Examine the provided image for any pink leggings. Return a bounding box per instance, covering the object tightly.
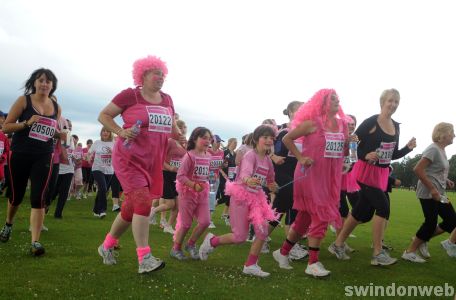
[291,210,328,239]
[120,187,152,222]
[175,193,210,232]
[229,198,268,243]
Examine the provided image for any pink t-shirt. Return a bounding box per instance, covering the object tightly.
[236,149,275,193]
[208,148,225,174]
[164,138,187,171]
[177,150,211,184]
[112,88,175,118]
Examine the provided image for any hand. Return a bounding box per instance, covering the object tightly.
[298,156,313,167]
[267,182,278,193]
[26,115,41,127]
[118,127,139,140]
[365,151,378,164]
[349,134,359,143]
[194,183,203,192]
[407,137,417,150]
[245,177,261,188]
[447,179,455,189]
[272,155,286,165]
[430,188,440,202]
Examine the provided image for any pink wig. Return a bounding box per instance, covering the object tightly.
[291,88,346,129]
[132,55,168,86]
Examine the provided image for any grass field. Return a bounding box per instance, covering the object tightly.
[0,189,455,299]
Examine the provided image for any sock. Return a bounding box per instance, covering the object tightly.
[280,239,295,256]
[173,242,182,251]
[136,246,151,263]
[103,233,118,250]
[308,246,320,265]
[210,236,220,248]
[244,254,258,267]
[187,239,196,247]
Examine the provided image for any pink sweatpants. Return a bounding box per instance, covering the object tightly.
[175,192,210,232]
[291,210,328,239]
[229,197,268,243]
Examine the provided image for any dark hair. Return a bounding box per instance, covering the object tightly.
[87,139,93,145]
[347,114,357,125]
[252,125,275,149]
[72,134,79,140]
[24,68,58,96]
[187,127,212,151]
[283,101,303,117]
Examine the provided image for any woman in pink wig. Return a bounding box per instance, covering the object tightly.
[96,55,181,274]
[272,89,351,277]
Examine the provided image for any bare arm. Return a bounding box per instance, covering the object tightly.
[2,96,28,134]
[282,120,316,167]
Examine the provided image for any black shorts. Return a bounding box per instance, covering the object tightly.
[351,182,390,223]
[162,170,178,199]
[82,167,92,184]
[339,191,360,218]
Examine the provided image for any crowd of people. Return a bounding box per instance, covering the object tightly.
[0,55,455,278]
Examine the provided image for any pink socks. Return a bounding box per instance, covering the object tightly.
[245,254,259,267]
[103,233,118,250]
[136,246,151,263]
[210,236,220,248]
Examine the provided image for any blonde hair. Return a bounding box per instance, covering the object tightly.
[380,88,400,107]
[432,122,454,143]
[227,138,237,148]
[100,127,114,142]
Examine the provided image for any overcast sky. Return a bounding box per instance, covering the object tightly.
[1,0,455,157]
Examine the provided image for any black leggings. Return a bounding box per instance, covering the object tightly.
[8,151,53,209]
[110,173,122,198]
[92,171,112,214]
[416,198,456,241]
[45,163,60,208]
[339,191,360,218]
[351,182,390,223]
[53,173,74,218]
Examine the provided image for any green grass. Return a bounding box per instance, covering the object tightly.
[0,190,455,299]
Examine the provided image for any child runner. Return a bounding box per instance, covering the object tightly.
[199,124,278,278]
[170,127,212,260]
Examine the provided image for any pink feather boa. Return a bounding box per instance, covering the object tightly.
[225,181,278,229]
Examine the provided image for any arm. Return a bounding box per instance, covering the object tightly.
[98,102,136,139]
[413,157,440,201]
[2,96,29,134]
[392,137,416,160]
[282,120,316,167]
[238,152,261,187]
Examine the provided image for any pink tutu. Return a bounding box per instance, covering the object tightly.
[225,181,278,229]
[351,160,389,191]
[341,171,360,193]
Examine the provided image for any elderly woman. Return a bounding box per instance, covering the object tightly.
[402,123,456,262]
[96,55,181,274]
[0,68,63,256]
[330,88,416,266]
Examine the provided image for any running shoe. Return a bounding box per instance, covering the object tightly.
[305,262,331,277]
[184,244,200,260]
[0,224,12,242]
[30,241,45,256]
[242,264,270,278]
[371,249,397,266]
[272,249,293,269]
[138,254,165,274]
[98,244,117,265]
[401,250,426,263]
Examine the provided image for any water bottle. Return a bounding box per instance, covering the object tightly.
[349,141,358,163]
[123,120,142,148]
[209,170,216,193]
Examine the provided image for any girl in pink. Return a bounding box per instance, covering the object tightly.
[170,127,212,260]
[96,55,181,274]
[199,125,278,278]
[272,89,350,277]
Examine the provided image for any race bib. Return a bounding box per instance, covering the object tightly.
[288,142,303,157]
[342,156,351,174]
[73,150,83,160]
[28,117,57,142]
[193,157,210,181]
[228,167,236,180]
[100,154,112,166]
[210,155,224,170]
[169,158,181,169]
[146,106,172,133]
[0,141,3,155]
[324,132,345,158]
[376,142,396,164]
[247,166,269,193]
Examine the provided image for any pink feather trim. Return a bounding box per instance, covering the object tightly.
[176,181,209,199]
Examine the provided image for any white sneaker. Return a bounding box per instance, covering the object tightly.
[163,225,175,235]
[260,241,270,254]
[328,242,350,260]
[99,212,107,218]
[289,244,308,260]
[138,253,165,274]
[441,239,456,257]
[242,264,270,278]
[305,262,331,277]
[272,249,293,269]
[199,233,215,260]
[208,221,216,229]
[418,241,431,258]
[112,204,120,212]
[149,209,157,225]
[344,242,355,253]
[83,193,88,199]
[401,250,426,263]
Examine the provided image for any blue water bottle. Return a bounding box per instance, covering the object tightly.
[349,141,358,163]
[123,120,142,148]
[209,170,216,193]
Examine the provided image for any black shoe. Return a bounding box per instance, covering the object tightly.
[31,241,45,256]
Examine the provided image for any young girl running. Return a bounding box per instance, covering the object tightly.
[171,127,212,260]
[199,125,278,277]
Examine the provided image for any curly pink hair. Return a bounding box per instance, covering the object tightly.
[291,88,346,129]
[132,55,168,86]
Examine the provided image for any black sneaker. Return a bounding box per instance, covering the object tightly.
[0,224,12,242]
[31,241,45,256]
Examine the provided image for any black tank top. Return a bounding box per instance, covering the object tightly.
[11,95,59,154]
